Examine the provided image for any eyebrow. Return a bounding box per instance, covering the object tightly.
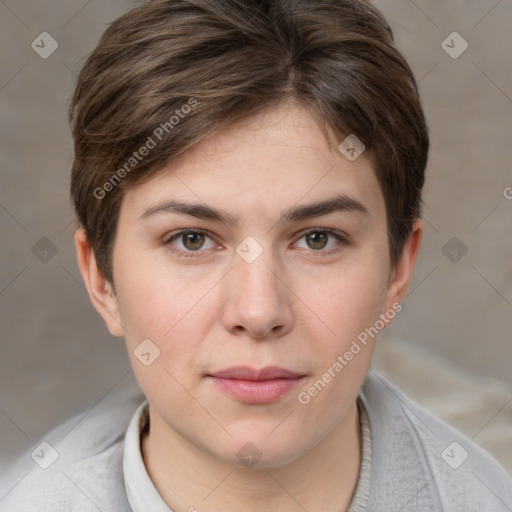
[138,194,370,226]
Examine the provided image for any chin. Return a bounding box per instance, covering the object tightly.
[213,433,310,470]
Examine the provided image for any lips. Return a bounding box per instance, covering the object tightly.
[208,365,303,381]
[206,366,305,404]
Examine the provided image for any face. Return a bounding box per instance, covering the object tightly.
[77,100,420,469]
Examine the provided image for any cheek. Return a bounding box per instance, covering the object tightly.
[114,246,211,338]
[114,256,222,393]
[303,260,389,342]
[294,264,388,420]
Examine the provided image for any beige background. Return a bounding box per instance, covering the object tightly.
[1,0,511,481]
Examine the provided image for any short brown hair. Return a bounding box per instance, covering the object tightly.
[69,0,429,286]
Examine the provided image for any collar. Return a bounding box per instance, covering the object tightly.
[123,400,173,511]
[123,395,372,512]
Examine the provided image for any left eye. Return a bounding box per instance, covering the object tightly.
[293,230,345,252]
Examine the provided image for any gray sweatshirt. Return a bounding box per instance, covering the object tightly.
[1,370,511,511]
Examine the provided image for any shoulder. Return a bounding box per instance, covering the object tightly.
[0,372,146,512]
[361,370,512,511]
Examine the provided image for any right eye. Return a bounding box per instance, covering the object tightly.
[163,229,219,257]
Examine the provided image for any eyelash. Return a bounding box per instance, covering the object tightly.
[163,228,348,258]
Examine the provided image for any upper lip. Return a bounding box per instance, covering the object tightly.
[208,366,303,381]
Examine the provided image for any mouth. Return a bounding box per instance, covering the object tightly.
[205,366,306,404]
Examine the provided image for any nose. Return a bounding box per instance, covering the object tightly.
[221,245,294,340]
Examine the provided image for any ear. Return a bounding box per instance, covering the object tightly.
[382,218,423,315]
[74,228,125,337]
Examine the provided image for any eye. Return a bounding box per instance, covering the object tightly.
[293,229,347,254]
[163,229,217,256]
[163,228,348,258]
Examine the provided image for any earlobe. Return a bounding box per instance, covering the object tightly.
[74,228,125,337]
[383,219,423,313]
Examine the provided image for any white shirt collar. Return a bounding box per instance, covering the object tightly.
[123,400,173,511]
[123,397,371,512]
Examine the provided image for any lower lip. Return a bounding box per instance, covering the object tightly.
[207,376,303,404]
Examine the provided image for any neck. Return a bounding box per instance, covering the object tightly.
[141,402,362,512]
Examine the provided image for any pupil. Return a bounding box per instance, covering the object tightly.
[307,232,327,250]
[184,232,204,250]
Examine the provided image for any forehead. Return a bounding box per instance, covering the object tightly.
[120,101,385,224]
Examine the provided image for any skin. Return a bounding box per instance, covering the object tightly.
[75,99,422,512]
